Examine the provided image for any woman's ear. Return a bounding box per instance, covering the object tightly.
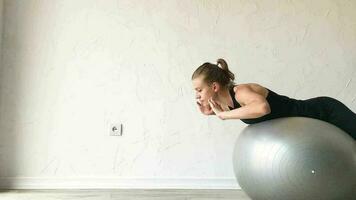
[212,82,220,92]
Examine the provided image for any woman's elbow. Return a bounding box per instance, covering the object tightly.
[260,102,271,115]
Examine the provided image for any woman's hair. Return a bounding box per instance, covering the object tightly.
[191,58,235,89]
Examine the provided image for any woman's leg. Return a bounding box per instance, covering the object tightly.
[299,96,356,140]
[322,97,356,139]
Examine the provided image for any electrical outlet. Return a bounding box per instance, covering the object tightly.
[110,123,123,136]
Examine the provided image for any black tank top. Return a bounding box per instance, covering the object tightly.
[228,86,299,124]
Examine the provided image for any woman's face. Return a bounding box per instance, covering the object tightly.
[192,76,216,106]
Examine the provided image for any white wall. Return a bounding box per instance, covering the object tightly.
[0,0,355,189]
[0,0,2,103]
[0,0,2,64]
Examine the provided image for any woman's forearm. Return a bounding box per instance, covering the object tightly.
[218,102,270,120]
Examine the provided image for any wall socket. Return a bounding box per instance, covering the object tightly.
[110,123,123,136]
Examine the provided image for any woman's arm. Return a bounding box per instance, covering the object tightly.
[217,85,271,120]
[218,101,270,120]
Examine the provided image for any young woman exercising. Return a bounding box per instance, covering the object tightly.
[192,58,356,140]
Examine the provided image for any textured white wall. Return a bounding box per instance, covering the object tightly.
[0,0,355,189]
[0,0,2,85]
[0,0,2,63]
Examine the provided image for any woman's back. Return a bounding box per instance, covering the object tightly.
[229,84,298,124]
[230,84,356,140]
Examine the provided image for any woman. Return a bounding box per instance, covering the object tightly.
[192,58,356,140]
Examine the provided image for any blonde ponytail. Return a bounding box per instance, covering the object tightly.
[217,58,235,81]
[192,58,236,89]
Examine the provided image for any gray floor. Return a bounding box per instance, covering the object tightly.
[0,189,251,200]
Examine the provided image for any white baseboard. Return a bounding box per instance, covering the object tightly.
[0,177,241,189]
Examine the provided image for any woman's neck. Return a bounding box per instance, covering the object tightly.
[215,88,234,109]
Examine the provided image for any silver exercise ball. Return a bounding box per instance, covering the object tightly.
[233,117,356,200]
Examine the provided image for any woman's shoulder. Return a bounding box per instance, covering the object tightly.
[233,83,269,98]
[232,83,265,91]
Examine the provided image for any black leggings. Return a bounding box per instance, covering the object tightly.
[293,96,356,140]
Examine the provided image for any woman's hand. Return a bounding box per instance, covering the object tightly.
[208,98,225,119]
[196,100,214,115]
